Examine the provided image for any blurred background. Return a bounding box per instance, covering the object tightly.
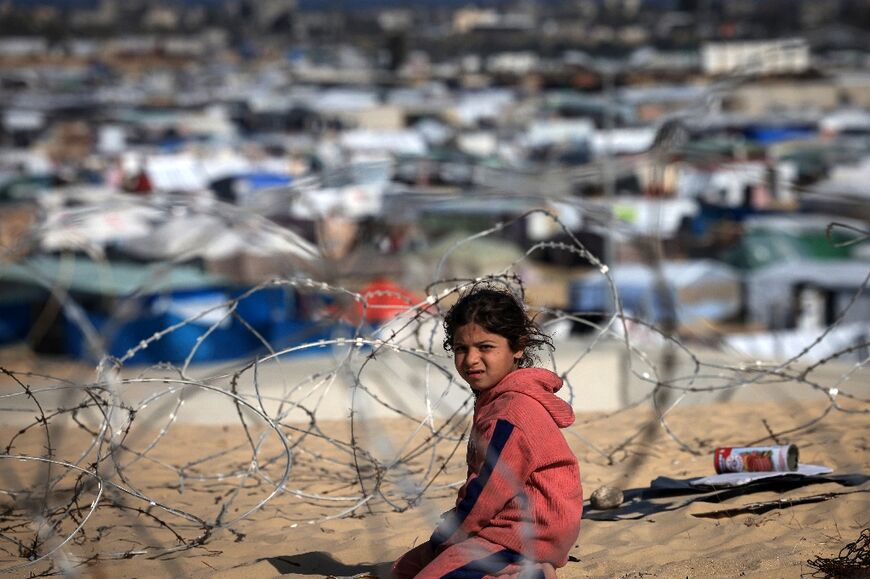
[1,2,870,575]
[0,0,868,382]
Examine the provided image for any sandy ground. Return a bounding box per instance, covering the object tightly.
[1,340,868,578]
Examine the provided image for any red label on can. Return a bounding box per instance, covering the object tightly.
[713,445,798,473]
[714,447,731,474]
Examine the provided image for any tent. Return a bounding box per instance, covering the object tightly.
[744,259,870,330]
[210,171,293,206]
[569,260,742,326]
[0,254,312,364]
[420,231,526,282]
[113,209,320,269]
[721,216,864,270]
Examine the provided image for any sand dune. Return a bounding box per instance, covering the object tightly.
[1,335,868,578]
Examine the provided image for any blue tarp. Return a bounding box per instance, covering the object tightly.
[742,126,816,144]
[0,302,32,344]
[0,256,331,364]
[211,172,293,204]
[238,172,293,190]
[63,285,319,365]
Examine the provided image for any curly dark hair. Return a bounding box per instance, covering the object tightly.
[442,286,553,368]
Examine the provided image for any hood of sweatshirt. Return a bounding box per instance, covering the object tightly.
[475,367,575,428]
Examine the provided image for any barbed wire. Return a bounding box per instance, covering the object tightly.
[805,527,870,578]
[1,201,867,574]
[1,39,869,575]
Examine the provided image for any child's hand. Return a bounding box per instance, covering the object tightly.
[391,540,435,578]
[418,541,434,562]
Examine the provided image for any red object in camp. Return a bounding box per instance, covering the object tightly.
[354,278,422,324]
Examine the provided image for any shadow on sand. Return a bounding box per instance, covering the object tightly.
[263,551,392,577]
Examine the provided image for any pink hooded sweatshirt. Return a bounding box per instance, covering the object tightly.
[430,367,583,567]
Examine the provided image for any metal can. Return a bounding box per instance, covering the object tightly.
[714,444,799,474]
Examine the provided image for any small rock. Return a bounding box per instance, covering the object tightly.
[590,485,623,509]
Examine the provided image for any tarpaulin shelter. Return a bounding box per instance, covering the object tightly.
[570,260,742,327]
[210,171,293,206]
[0,254,318,365]
[744,259,870,330]
[420,231,526,281]
[721,215,865,271]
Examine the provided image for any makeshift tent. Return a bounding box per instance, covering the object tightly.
[0,255,232,362]
[570,260,742,326]
[724,322,867,364]
[210,171,293,206]
[112,210,321,278]
[722,216,864,270]
[0,255,318,364]
[0,286,43,345]
[420,231,526,281]
[742,124,816,144]
[0,254,225,297]
[0,174,59,202]
[339,129,427,157]
[37,198,321,280]
[819,108,870,135]
[744,259,870,330]
[40,202,162,253]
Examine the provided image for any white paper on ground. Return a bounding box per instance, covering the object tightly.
[690,464,833,487]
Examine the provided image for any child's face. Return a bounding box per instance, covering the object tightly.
[452,323,523,392]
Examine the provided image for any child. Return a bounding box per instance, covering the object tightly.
[392,286,583,578]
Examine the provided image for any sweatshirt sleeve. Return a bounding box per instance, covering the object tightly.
[430,418,534,549]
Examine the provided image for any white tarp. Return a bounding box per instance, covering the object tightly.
[457,131,498,157]
[339,130,427,157]
[452,89,516,126]
[676,162,768,206]
[311,89,379,113]
[414,118,452,146]
[145,154,209,192]
[143,152,253,192]
[198,151,253,182]
[0,150,53,173]
[591,128,656,156]
[290,183,384,219]
[3,109,45,131]
[724,322,868,364]
[40,203,161,253]
[116,212,320,262]
[819,109,870,134]
[38,197,320,265]
[813,156,870,198]
[526,119,594,147]
[611,197,698,236]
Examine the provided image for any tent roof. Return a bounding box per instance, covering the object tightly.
[748,259,870,289]
[577,260,739,289]
[0,255,227,297]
